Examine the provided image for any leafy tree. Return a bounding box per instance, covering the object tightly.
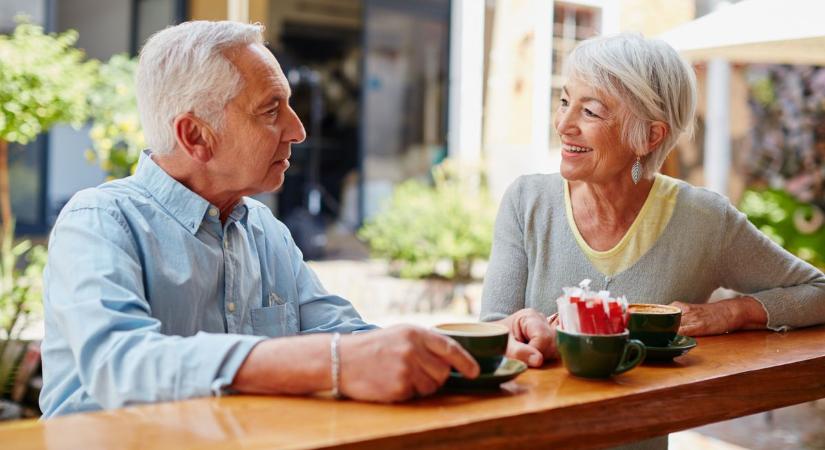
[0,20,98,235]
[0,20,96,403]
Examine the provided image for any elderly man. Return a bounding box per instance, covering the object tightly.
[40,21,554,417]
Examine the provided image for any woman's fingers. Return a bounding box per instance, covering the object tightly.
[506,337,544,367]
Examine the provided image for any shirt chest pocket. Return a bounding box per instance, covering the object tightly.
[250,297,299,337]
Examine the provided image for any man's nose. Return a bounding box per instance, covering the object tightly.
[284,106,306,144]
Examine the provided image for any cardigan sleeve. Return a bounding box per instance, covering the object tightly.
[480,178,530,321]
[717,201,825,331]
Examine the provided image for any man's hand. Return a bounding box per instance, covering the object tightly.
[339,325,479,402]
[497,308,558,367]
[672,297,768,337]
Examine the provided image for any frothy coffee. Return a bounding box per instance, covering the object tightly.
[628,304,680,315]
[435,323,509,336]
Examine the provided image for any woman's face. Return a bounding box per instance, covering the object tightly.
[554,77,637,184]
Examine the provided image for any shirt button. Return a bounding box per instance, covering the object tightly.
[224,240,229,249]
[227,302,236,313]
[208,207,218,217]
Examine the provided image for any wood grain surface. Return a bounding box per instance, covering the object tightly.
[3,326,825,450]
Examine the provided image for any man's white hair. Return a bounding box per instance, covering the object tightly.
[135,21,264,155]
[565,33,697,178]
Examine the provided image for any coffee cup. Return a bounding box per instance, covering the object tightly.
[434,322,509,373]
[556,327,646,378]
[627,303,682,347]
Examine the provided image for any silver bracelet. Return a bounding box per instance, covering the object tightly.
[330,332,342,399]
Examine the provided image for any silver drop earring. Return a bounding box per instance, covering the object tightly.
[631,157,642,184]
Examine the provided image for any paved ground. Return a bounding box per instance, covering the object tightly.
[691,400,825,450]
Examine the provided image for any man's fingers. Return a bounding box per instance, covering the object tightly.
[415,347,452,385]
[423,332,480,379]
[410,365,441,397]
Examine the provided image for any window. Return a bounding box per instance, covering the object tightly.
[550,2,599,148]
[132,0,187,54]
[361,0,450,220]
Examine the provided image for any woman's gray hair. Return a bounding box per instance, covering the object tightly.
[565,33,697,178]
[135,21,264,155]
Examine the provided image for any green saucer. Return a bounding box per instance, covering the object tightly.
[643,335,697,362]
[445,358,527,390]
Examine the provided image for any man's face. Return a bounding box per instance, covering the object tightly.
[210,43,306,196]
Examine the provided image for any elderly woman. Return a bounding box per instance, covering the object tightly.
[482,34,825,369]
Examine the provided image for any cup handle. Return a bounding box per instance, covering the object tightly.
[614,339,646,375]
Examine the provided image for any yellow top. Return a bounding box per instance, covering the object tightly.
[564,174,680,277]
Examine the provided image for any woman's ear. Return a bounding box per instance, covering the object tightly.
[173,113,216,163]
[647,121,669,152]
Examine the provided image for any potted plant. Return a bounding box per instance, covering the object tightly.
[358,160,495,313]
[0,20,97,419]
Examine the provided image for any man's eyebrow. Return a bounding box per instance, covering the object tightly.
[256,92,288,110]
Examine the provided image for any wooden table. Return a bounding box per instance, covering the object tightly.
[3,326,825,450]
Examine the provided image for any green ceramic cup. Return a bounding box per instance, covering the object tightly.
[434,322,509,373]
[628,303,682,347]
[556,328,646,379]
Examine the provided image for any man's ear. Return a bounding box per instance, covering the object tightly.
[646,121,669,152]
[173,113,217,163]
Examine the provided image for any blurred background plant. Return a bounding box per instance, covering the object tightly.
[742,65,825,272]
[0,19,98,236]
[0,19,95,415]
[359,160,495,280]
[739,188,825,270]
[0,223,46,400]
[86,54,144,179]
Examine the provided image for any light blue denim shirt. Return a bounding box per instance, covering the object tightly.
[40,151,376,417]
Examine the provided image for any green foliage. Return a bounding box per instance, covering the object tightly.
[359,161,495,280]
[0,20,93,399]
[0,20,98,145]
[86,54,144,179]
[0,223,46,398]
[739,188,825,270]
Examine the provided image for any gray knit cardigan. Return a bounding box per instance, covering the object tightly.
[481,173,825,332]
[480,173,825,450]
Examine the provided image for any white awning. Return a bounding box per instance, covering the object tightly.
[659,0,825,65]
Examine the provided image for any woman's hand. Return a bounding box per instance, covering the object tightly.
[496,308,558,367]
[671,297,768,337]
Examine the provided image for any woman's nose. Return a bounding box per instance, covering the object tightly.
[555,110,578,136]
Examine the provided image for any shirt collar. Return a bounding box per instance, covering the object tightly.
[133,150,216,234]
